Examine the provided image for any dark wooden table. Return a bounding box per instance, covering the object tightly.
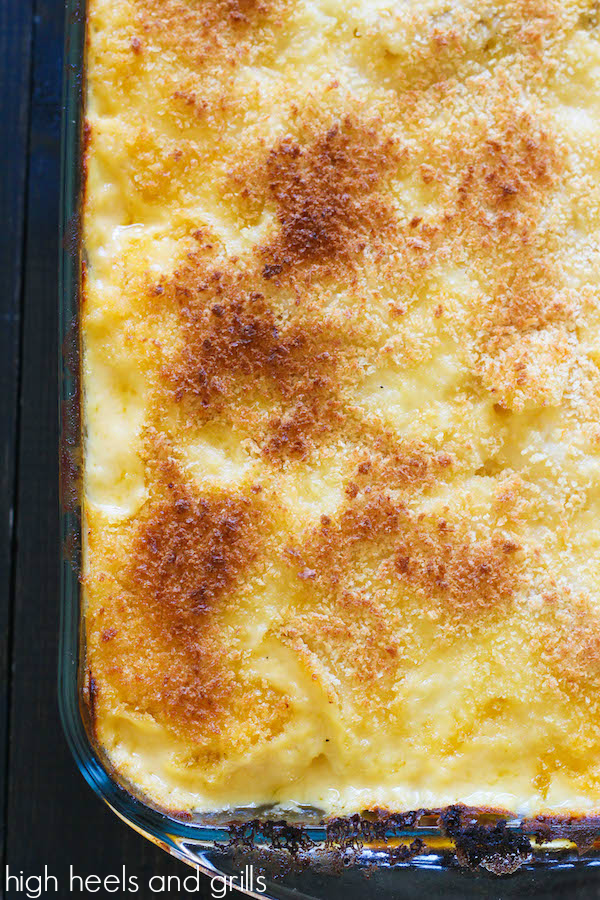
[1,1,216,896]
[2,2,600,898]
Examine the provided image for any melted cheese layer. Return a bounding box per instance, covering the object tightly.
[83,0,600,817]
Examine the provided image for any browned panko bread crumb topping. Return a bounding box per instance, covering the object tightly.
[127,483,262,619]
[83,0,600,816]
[257,119,399,277]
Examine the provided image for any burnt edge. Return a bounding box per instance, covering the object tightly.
[220,806,600,876]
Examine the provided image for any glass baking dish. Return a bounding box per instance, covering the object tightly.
[58,1,600,895]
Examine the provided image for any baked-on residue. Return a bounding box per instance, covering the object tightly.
[83,0,600,816]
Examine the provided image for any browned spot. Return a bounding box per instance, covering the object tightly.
[127,480,262,622]
[169,290,340,407]
[93,590,236,743]
[393,524,522,617]
[136,0,281,68]
[285,492,402,590]
[452,112,563,240]
[263,397,344,461]
[290,493,521,620]
[159,243,464,463]
[485,260,573,339]
[88,479,266,742]
[542,598,600,696]
[402,102,564,274]
[351,435,454,493]
[158,255,356,457]
[235,117,400,279]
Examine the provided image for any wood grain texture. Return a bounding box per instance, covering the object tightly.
[3,1,208,896]
[0,0,33,875]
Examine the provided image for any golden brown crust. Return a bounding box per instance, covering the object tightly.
[87,476,265,741]
[127,480,262,620]
[158,253,353,459]
[541,593,600,697]
[393,525,522,618]
[287,492,522,621]
[83,0,600,816]
[253,118,400,280]
[165,269,344,410]
[135,0,285,69]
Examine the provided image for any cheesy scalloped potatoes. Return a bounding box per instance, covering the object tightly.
[83,0,600,817]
